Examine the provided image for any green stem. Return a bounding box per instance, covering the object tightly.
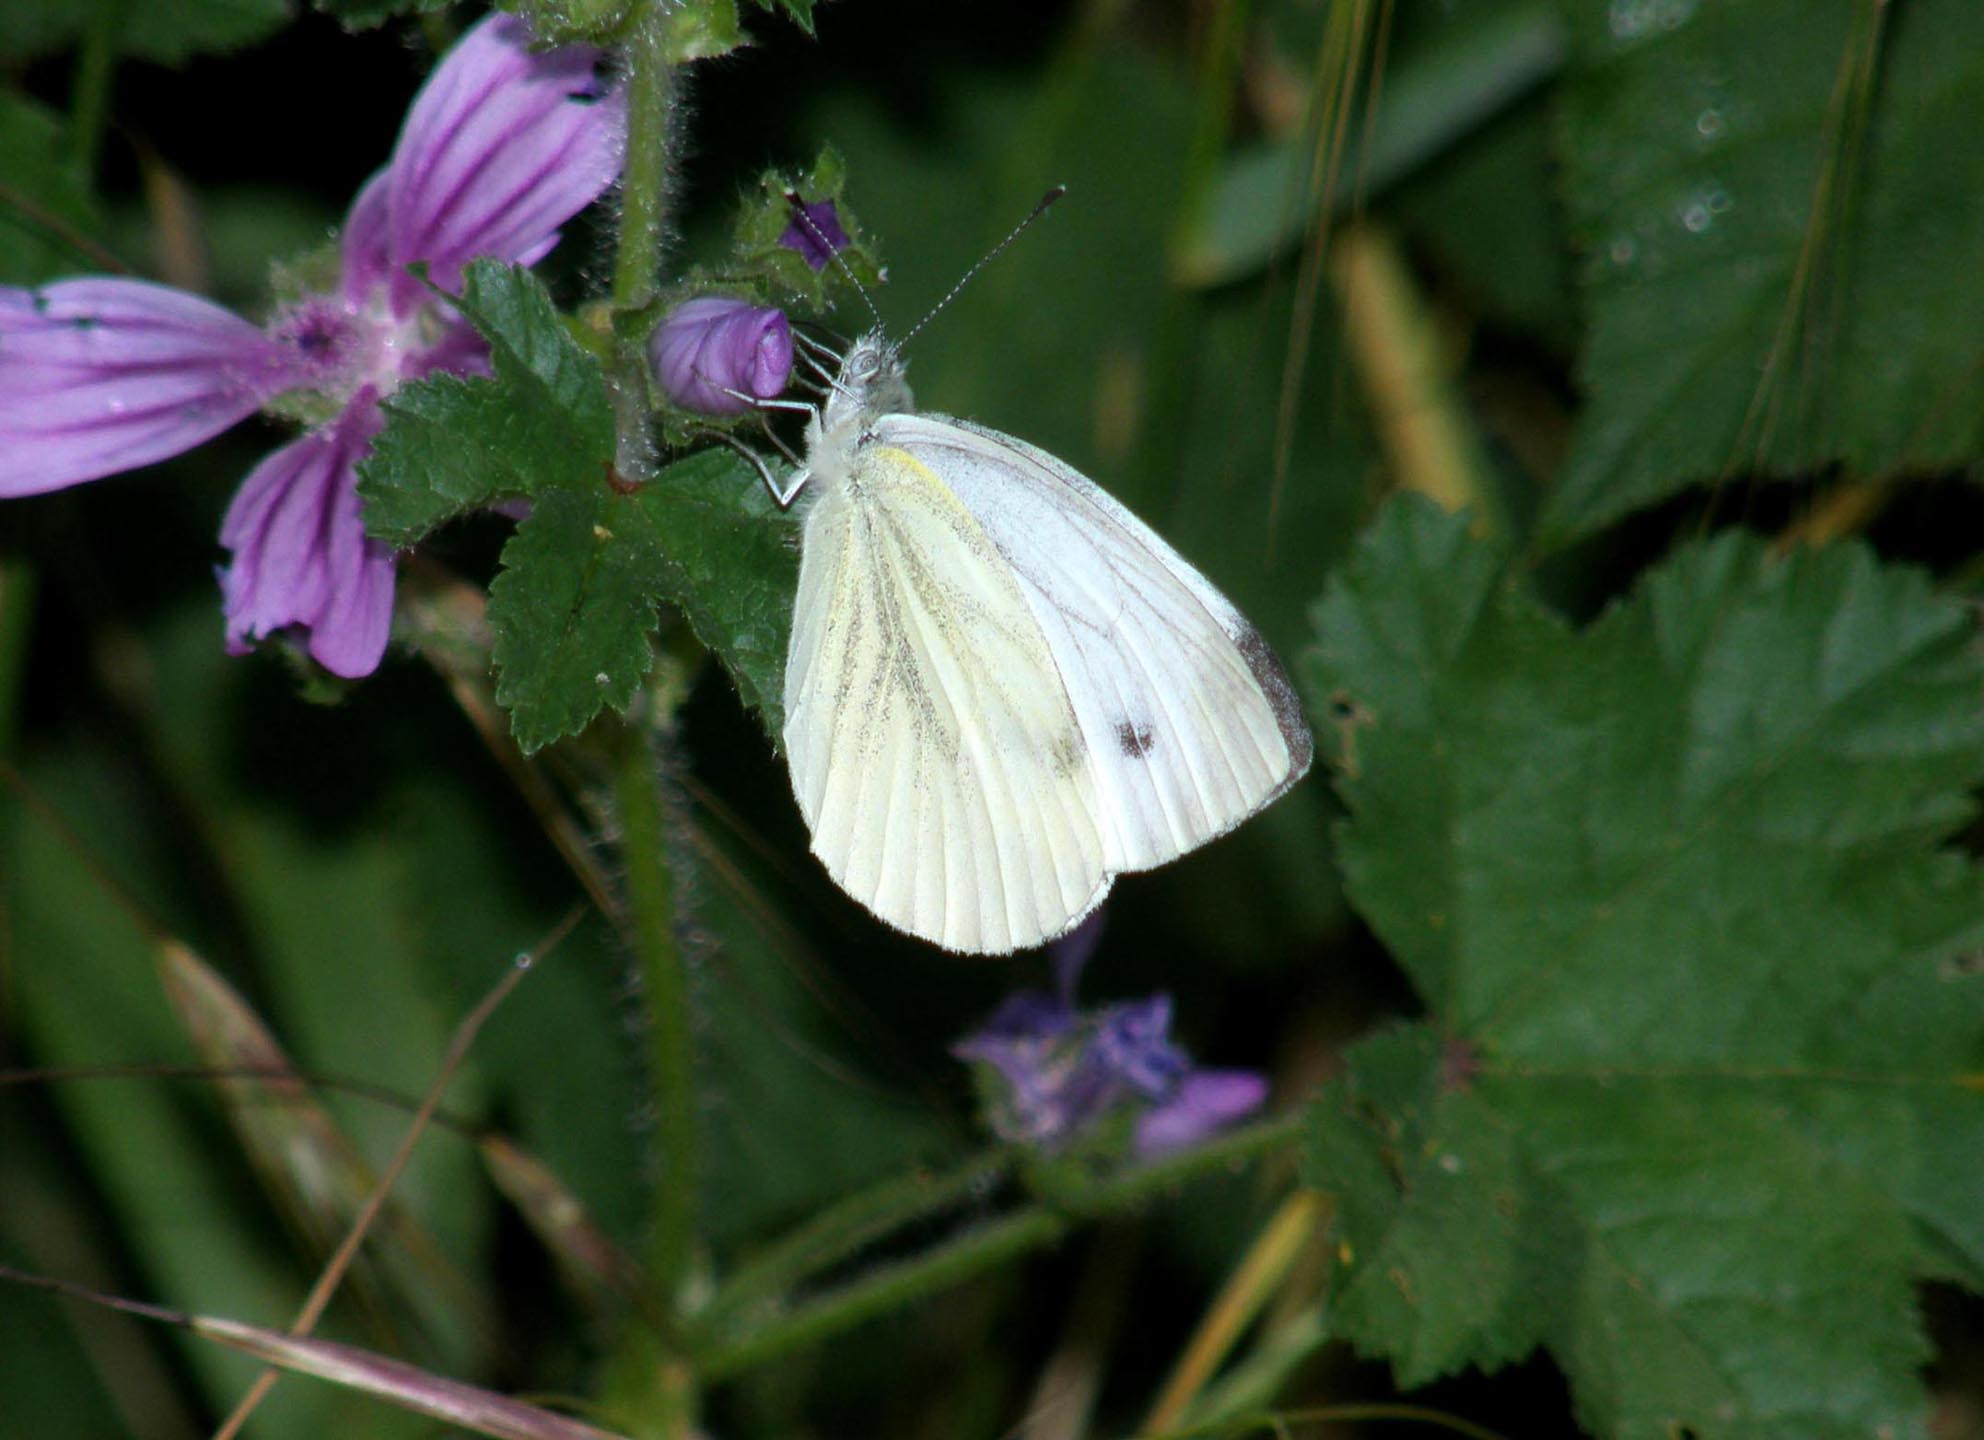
[701,1148,1019,1326]
[606,13,675,483]
[612,727,700,1312]
[612,15,675,314]
[603,721,700,1440]
[699,1112,1306,1381]
[70,0,123,182]
[702,1210,1062,1383]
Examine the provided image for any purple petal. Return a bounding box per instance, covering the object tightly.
[219,393,395,679]
[340,168,392,303]
[0,279,297,497]
[651,298,793,414]
[384,14,626,312]
[1134,1071,1268,1156]
[779,199,851,272]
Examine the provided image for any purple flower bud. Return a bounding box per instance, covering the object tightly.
[778,198,851,272]
[650,297,793,415]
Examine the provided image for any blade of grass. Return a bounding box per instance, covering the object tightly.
[0,1264,632,1440]
[210,906,583,1440]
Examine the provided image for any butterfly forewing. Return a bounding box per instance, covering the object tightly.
[784,444,1112,952]
[876,414,1312,873]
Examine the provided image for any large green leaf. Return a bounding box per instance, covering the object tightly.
[1545,0,1984,544]
[1300,499,1984,1438]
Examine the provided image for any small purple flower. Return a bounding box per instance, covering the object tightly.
[952,913,1267,1158]
[778,198,851,272]
[651,297,793,415]
[0,15,626,678]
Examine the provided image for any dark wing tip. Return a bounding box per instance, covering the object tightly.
[1237,627,1315,789]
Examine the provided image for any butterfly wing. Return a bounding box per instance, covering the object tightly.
[783,443,1112,953]
[875,414,1313,875]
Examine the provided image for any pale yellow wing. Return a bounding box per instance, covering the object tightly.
[783,444,1110,953]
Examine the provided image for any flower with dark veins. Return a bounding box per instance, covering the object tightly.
[0,15,626,679]
[650,297,793,415]
[952,913,1268,1157]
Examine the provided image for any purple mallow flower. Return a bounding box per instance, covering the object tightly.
[951,913,1268,1157]
[778,197,851,272]
[0,15,626,678]
[651,297,793,415]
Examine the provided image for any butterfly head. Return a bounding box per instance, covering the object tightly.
[799,332,914,490]
[830,332,913,425]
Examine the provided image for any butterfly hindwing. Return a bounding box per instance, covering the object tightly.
[783,443,1112,952]
[875,414,1312,874]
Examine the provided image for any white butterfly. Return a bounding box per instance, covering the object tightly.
[775,333,1312,954]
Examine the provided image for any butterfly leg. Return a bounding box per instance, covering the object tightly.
[695,426,813,507]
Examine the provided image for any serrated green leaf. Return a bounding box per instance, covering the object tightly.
[442,446,794,755]
[489,487,665,754]
[635,449,800,740]
[0,94,99,285]
[360,262,615,544]
[481,446,797,752]
[360,376,555,541]
[1545,0,1984,545]
[1299,498,1984,1438]
[0,0,290,64]
[450,262,616,433]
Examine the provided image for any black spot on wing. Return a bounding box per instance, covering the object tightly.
[1114,720,1156,759]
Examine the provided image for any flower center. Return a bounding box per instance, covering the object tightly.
[265,286,482,424]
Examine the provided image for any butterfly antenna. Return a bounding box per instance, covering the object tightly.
[786,190,885,329]
[902,185,1067,347]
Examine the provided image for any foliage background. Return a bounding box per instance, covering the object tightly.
[1,2,1982,1438]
